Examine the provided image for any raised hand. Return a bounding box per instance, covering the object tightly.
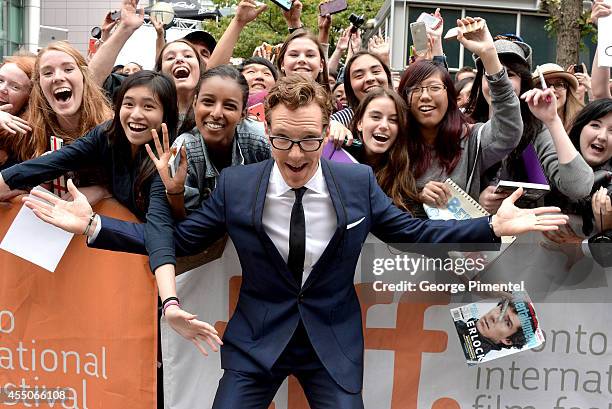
[521,88,558,126]
[100,11,118,42]
[235,0,267,26]
[318,2,332,41]
[335,28,351,54]
[22,179,94,235]
[347,29,362,58]
[283,0,303,29]
[145,123,188,195]
[0,104,31,135]
[591,0,612,26]
[368,35,390,62]
[491,187,568,236]
[426,8,444,56]
[118,0,144,32]
[164,306,223,356]
[455,17,494,58]
[149,13,165,36]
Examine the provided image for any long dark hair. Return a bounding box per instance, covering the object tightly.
[349,88,418,210]
[343,51,393,109]
[397,60,469,179]
[569,98,612,166]
[276,29,330,91]
[106,71,178,214]
[180,65,250,136]
[466,55,542,165]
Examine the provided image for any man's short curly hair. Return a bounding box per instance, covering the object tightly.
[264,74,332,128]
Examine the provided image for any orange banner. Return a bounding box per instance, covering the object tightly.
[0,198,157,408]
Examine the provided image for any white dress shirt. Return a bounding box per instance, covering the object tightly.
[262,162,337,286]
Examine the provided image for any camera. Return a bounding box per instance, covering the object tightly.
[349,13,364,33]
[90,26,102,40]
[110,10,121,21]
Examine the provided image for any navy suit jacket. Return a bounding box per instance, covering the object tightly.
[91,159,499,393]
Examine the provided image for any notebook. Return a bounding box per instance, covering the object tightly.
[424,179,515,279]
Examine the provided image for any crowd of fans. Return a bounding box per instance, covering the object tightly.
[0,0,611,405]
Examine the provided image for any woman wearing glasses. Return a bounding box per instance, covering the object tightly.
[397,17,522,218]
[466,38,592,214]
[532,63,584,131]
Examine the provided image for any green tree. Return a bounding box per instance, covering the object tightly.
[541,0,597,68]
[202,0,384,59]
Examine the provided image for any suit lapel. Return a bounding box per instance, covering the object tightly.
[252,159,301,290]
[302,159,347,291]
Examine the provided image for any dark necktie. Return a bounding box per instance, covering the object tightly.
[288,187,307,286]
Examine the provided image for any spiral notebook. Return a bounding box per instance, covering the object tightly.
[423,178,515,244]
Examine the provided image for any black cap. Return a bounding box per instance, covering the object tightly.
[182,31,217,53]
[241,57,279,81]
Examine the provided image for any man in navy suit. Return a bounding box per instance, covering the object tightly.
[22,76,567,409]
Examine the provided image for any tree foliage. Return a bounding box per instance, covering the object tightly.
[201,0,384,58]
[541,0,597,67]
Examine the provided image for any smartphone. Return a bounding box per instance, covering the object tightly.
[319,0,348,16]
[248,103,265,122]
[410,22,429,55]
[169,135,185,178]
[270,0,292,11]
[417,12,441,29]
[574,63,585,74]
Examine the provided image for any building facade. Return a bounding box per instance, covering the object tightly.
[371,0,594,72]
[1,0,26,56]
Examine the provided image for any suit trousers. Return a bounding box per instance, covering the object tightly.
[211,321,364,409]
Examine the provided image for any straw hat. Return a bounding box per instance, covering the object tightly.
[532,63,579,91]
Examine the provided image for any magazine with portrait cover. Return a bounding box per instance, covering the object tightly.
[450,291,545,366]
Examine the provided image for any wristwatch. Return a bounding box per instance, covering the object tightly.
[288,25,304,34]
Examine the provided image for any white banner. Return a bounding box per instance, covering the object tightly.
[162,236,612,409]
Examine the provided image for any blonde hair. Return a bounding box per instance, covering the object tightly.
[19,41,112,160]
[560,90,584,132]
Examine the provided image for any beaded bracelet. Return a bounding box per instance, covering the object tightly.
[162,300,181,316]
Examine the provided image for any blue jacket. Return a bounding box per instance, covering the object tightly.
[90,158,499,392]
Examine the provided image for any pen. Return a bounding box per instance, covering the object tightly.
[497,299,509,323]
[536,65,553,103]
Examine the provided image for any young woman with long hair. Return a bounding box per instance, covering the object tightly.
[276,29,330,91]
[0,71,178,233]
[466,39,592,213]
[331,51,393,127]
[348,88,418,212]
[397,18,522,218]
[0,53,35,168]
[155,39,204,130]
[151,65,271,218]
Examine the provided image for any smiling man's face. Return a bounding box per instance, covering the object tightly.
[268,102,326,188]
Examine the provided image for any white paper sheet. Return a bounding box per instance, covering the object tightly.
[0,187,74,272]
[598,1,612,67]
